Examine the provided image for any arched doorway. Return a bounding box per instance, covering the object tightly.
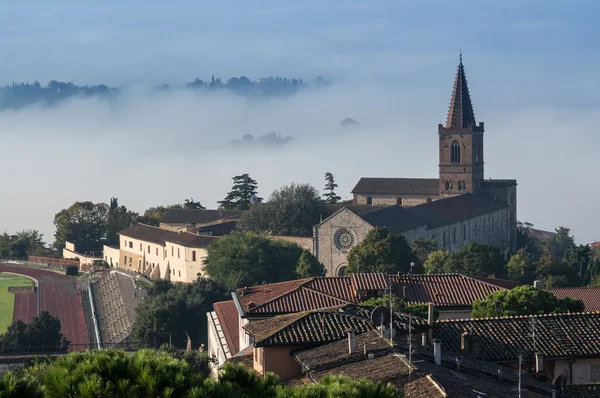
[336,264,348,276]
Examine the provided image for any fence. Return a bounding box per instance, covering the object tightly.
[27,256,79,268]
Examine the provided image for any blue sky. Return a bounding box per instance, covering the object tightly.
[0,1,598,244]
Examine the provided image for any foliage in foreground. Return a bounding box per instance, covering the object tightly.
[0,349,401,398]
[0,311,69,352]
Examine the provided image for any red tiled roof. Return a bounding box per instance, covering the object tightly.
[235,278,310,314]
[397,274,506,308]
[434,312,600,362]
[351,273,390,291]
[548,287,600,312]
[244,306,375,347]
[591,241,600,249]
[471,276,520,290]
[213,300,240,355]
[234,273,509,316]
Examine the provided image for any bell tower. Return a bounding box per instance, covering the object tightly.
[438,54,484,197]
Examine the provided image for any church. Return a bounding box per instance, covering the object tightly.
[313,56,517,276]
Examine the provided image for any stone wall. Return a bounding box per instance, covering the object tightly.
[353,193,439,207]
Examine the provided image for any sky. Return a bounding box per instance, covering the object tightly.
[0,0,598,245]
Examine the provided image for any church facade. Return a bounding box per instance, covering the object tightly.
[314,56,517,276]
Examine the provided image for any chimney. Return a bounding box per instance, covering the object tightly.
[402,286,407,299]
[461,332,472,355]
[428,303,435,325]
[347,329,356,354]
[533,280,543,289]
[433,339,441,366]
[421,333,427,347]
[535,352,543,374]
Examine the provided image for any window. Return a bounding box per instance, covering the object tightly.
[140,243,142,251]
[445,181,449,190]
[129,256,132,265]
[138,259,141,267]
[453,228,457,244]
[367,197,373,205]
[128,241,133,249]
[427,198,432,203]
[148,245,150,254]
[192,251,197,261]
[156,247,158,255]
[171,246,174,256]
[396,197,403,206]
[177,248,180,259]
[124,240,127,246]
[451,140,461,163]
[179,271,181,277]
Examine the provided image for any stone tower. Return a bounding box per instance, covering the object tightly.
[438,55,485,197]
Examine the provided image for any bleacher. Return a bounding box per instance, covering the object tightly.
[91,273,131,347]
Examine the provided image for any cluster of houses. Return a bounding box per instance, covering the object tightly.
[207,272,600,397]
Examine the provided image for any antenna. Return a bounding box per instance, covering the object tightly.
[530,316,537,355]
[518,354,522,398]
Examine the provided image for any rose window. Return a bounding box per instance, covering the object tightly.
[334,228,356,251]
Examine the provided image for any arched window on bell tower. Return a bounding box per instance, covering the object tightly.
[451,140,460,164]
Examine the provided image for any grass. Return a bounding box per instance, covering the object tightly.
[0,272,34,333]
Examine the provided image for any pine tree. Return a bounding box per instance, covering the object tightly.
[322,172,341,204]
[218,174,262,210]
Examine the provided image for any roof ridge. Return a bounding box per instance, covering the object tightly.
[244,279,315,313]
[436,311,600,323]
[460,274,509,290]
[301,285,355,304]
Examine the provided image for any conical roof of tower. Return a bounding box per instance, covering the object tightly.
[445,54,476,129]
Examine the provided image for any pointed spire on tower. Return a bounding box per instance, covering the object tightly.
[445,53,476,129]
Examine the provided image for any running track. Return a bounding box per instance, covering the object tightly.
[0,264,88,351]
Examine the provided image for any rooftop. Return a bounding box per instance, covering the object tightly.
[547,286,600,312]
[434,312,600,362]
[119,223,219,248]
[351,177,439,195]
[213,300,240,355]
[243,305,375,347]
[233,273,509,317]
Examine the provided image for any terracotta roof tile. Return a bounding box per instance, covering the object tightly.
[119,223,218,248]
[548,287,600,312]
[434,312,600,361]
[244,306,375,347]
[213,300,240,355]
[235,273,509,317]
[403,376,446,398]
[397,273,506,308]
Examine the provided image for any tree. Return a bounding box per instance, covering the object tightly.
[0,311,69,352]
[0,230,46,259]
[183,198,205,210]
[239,183,324,237]
[546,226,575,259]
[131,278,227,349]
[535,254,575,287]
[346,228,416,274]
[506,249,536,284]
[412,238,439,267]
[322,172,341,204]
[296,250,326,278]
[423,249,451,274]
[138,204,182,226]
[472,286,584,318]
[204,232,304,292]
[218,174,262,210]
[53,201,108,251]
[445,243,506,277]
[107,198,139,246]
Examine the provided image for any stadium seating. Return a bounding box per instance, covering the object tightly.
[90,273,132,347]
